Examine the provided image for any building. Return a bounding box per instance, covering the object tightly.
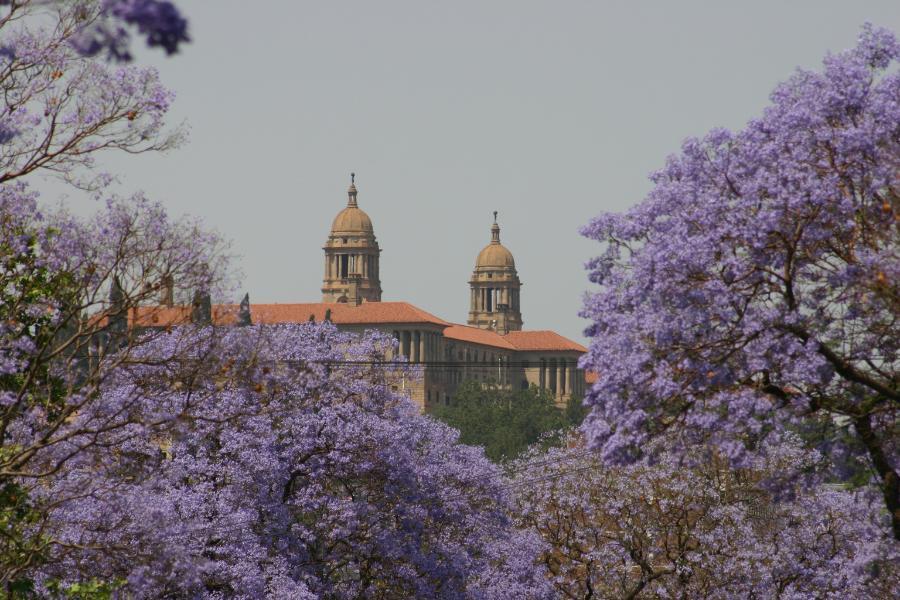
[130,177,588,411]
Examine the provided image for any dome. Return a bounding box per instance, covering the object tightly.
[476,242,515,268]
[475,219,515,268]
[331,206,373,233]
[330,178,374,234]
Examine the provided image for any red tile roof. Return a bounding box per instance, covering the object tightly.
[124,303,587,354]
[442,325,587,353]
[128,302,449,328]
[503,330,588,353]
[585,371,599,385]
[442,325,516,350]
[248,302,448,326]
[127,306,192,327]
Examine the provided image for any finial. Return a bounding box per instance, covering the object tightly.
[347,173,358,207]
[493,210,498,223]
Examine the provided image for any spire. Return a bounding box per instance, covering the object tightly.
[490,211,500,244]
[191,289,212,326]
[237,292,252,326]
[347,172,358,207]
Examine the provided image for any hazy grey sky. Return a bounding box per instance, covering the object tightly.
[44,1,900,343]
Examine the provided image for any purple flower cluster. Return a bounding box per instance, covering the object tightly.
[0,5,179,186]
[69,0,189,62]
[32,324,550,597]
[512,436,896,597]
[0,186,232,585]
[580,24,900,537]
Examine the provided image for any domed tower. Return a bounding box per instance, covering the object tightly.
[322,174,382,304]
[468,212,522,333]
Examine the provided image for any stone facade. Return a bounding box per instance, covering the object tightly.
[321,177,383,304]
[314,178,587,409]
[467,213,523,334]
[128,178,589,411]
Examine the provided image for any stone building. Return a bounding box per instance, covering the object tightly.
[129,177,588,411]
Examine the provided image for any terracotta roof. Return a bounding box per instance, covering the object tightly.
[248,302,448,326]
[128,302,448,328]
[126,306,192,327]
[503,330,587,353]
[442,325,516,350]
[124,303,586,354]
[585,371,599,385]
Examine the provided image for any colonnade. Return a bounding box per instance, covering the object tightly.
[391,331,583,402]
[471,286,519,313]
[537,358,580,399]
[325,252,378,281]
[396,329,441,363]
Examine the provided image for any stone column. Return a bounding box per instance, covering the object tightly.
[568,361,576,398]
[418,331,425,364]
[548,360,556,394]
[557,361,565,398]
[402,331,411,359]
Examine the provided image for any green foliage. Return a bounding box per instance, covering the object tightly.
[1,219,86,594]
[432,381,578,462]
[563,392,588,427]
[44,579,125,600]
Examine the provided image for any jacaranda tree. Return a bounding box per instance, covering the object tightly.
[1,0,189,63]
[0,1,222,591]
[580,24,900,538]
[35,323,551,598]
[513,435,894,598]
[0,189,229,589]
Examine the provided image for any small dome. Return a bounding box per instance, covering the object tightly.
[476,242,515,268]
[331,206,373,233]
[330,175,374,234]
[475,215,515,268]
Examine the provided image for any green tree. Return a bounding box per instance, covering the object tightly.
[431,381,576,462]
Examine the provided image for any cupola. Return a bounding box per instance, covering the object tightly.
[468,212,522,333]
[321,174,382,304]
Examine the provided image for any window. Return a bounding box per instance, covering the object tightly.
[340,254,349,278]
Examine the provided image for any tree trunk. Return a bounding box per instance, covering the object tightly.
[854,414,900,540]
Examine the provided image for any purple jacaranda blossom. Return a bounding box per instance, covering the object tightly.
[0,2,180,187]
[512,434,896,598]
[0,1,189,62]
[70,0,189,62]
[0,186,232,585]
[580,24,900,539]
[32,323,551,598]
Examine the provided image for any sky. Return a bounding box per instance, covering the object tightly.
[41,0,900,343]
